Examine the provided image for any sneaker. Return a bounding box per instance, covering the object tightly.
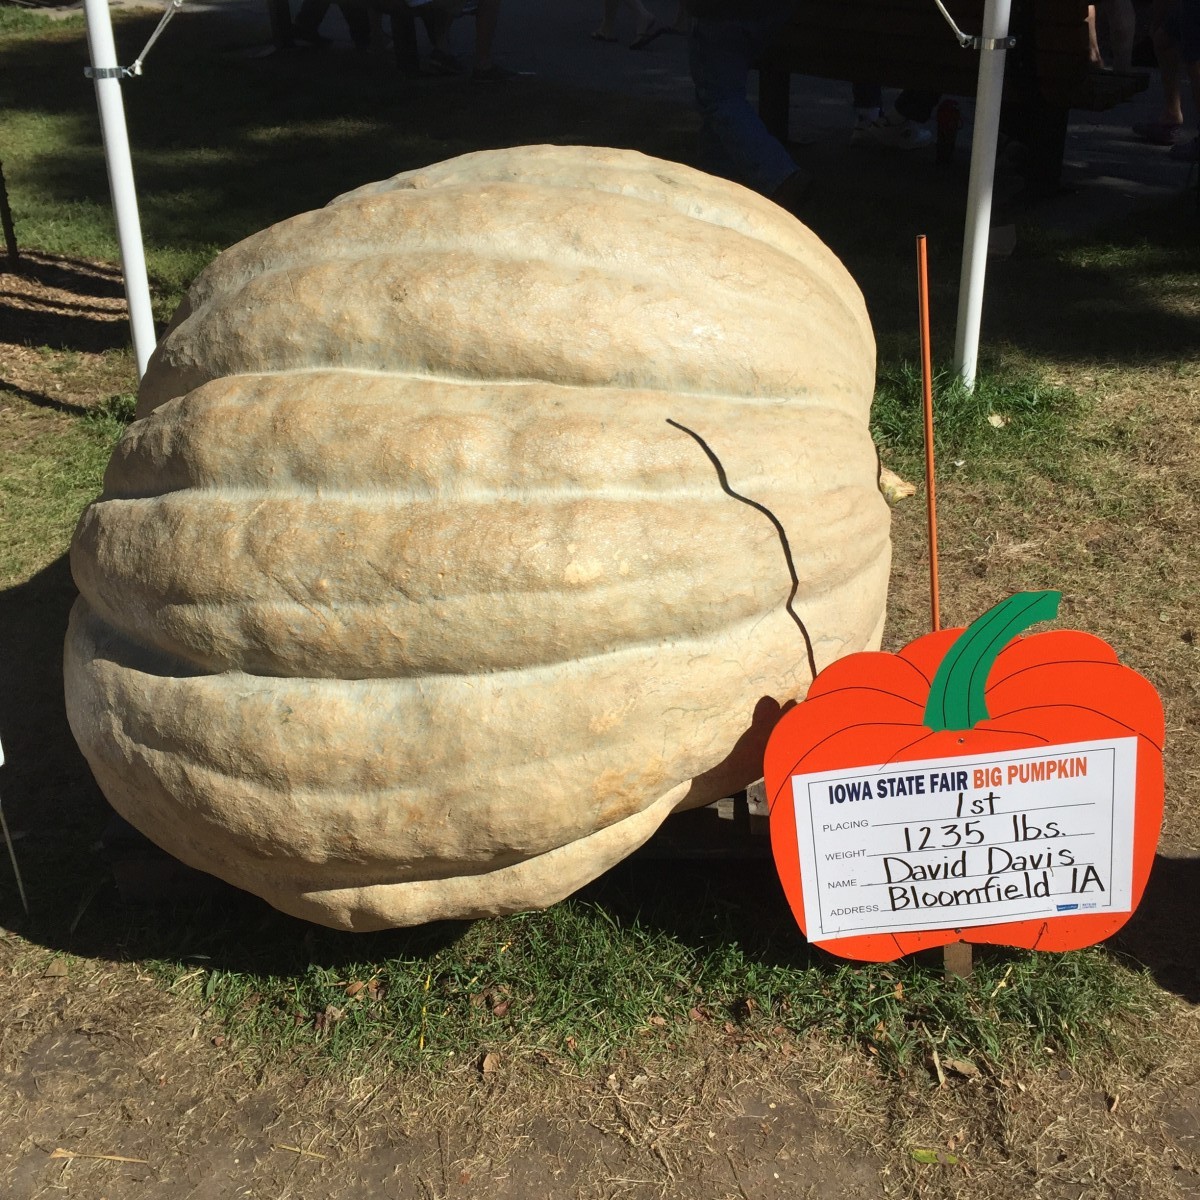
[851,115,934,150]
[1168,136,1199,162]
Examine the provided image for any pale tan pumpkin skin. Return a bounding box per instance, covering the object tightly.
[65,146,890,931]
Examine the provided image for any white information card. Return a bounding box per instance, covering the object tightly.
[791,737,1138,941]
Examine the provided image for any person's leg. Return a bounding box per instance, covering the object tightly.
[625,0,656,39]
[1169,0,1200,156]
[337,0,372,48]
[294,0,333,42]
[469,0,512,77]
[1103,0,1136,70]
[1154,0,1185,123]
[688,12,801,199]
[1087,4,1103,65]
[417,8,449,51]
[594,0,620,40]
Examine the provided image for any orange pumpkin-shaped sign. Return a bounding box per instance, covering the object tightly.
[764,592,1164,962]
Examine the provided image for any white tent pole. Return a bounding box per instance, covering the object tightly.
[83,0,157,380]
[952,0,1012,391]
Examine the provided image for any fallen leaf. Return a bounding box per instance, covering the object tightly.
[688,1007,707,1022]
[911,1148,959,1166]
[314,1004,346,1034]
[491,999,511,1018]
[648,1015,667,1027]
[879,467,917,505]
[893,981,904,1000]
[210,1035,225,1048]
[942,1057,980,1079]
[43,960,68,979]
[564,1036,577,1053]
[344,980,365,998]
[987,412,1009,428]
[458,1170,472,1185]
[480,1051,500,1075]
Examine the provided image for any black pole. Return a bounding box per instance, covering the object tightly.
[0,160,20,268]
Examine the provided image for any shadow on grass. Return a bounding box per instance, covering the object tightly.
[0,254,132,355]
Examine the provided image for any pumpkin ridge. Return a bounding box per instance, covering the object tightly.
[77,596,817,682]
[157,254,865,397]
[333,146,847,257]
[189,189,841,293]
[143,365,856,407]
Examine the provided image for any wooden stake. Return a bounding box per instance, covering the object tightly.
[917,236,971,981]
[943,940,973,979]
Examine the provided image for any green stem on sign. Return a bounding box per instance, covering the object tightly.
[924,591,1062,732]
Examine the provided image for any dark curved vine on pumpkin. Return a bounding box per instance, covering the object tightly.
[666,418,818,682]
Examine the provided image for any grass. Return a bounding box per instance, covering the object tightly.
[870,360,1084,478]
[166,902,1154,1080]
[1,12,1198,1189]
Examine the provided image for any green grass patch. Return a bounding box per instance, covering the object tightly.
[134,864,1156,1081]
[871,360,1084,481]
[0,382,135,587]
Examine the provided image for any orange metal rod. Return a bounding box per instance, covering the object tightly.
[916,235,940,634]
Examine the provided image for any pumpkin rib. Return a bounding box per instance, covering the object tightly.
[333,147,874,351]
[179,194,841,307]
[146,256,867,415]
[136,364,859,408]
[279,783,696,931]
[86,573,886,681]
[74,488,885,677]
[93,479,861,508]
[68,605,808,874]
[115,374,874,499]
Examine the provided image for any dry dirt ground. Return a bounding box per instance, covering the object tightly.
[2,251,1200,1199]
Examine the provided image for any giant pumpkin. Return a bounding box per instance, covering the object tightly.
[64,145,891,930]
